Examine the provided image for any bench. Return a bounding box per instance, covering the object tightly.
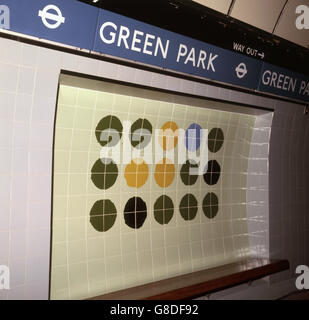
[88,258,289,300]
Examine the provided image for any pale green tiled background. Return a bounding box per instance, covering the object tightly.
[50,76,256,300]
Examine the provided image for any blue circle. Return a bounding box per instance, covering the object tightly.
[185,123,202,151]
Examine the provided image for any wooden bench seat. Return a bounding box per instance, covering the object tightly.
[87,258,289,300]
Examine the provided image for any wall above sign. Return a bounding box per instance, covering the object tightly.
[1,0,308,103]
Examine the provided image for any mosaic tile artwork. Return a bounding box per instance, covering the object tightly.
[50,77,256,300]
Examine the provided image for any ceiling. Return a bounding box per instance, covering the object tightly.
[193,0,309,48]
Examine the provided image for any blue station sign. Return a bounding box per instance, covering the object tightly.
[1,0,308,103]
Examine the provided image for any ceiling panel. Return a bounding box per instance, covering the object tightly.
[230,0,287,33]
[274,0,309,48]
[192,0,232,14]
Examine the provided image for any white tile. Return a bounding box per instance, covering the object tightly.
[0,92,15,120]
[17,67,35,95]
[0,38,22,65]
[28,202,51,229]
[12,122,30,149]
[28,174,51,203]
[26,255,50,284]
[134,69,152,87]
[116,64,136,83]
[0,197,9,231]
[34,70,59,100]
[180,79,195,94]
[98,60,119,79]
[206,85,219,99]
[29,149,52,175]
[12,148,28,174]
[0,119,13,148]
[61,53,79,71]
[193,82,207,96]
[26,228,50,258]
[9,258,26,287]
[10,175,28,230]
[23,281,49,300]
[166,75,181,92]
[77,57,100,76]
[0,63,19,92]
[0,231,9,259]
[219,87,231,101]
[0,148,12,174]
[0,290,8,300]
[31,96,56,125]
[151,72,167,89]
[29,123,53,150]
[21,44,38,67]
[7,285,27,300]
[0,174,10,201]
[10,228,27,259]
[14,93,32,122]
[36,48,61,70]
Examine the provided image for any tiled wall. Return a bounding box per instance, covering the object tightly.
[0,35,307,299]
[50,77,257,299]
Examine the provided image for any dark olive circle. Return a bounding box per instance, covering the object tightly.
[208,128,224,153]
[154,195,174,225]
[203,160,221,186]
[202,193,219,219]
[179,194,198,221]
[124,197,147,229]
[91,158,118,189]
[180,160,199,186]
[90,199,117,232]
[95,115,123,147]
[130,118,152,149]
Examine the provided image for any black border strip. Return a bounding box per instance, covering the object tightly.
[48,78,61,301]
[0,31,306,107]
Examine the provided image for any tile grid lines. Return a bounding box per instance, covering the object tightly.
[6,58,21,301]
[48,77,255,298]
[160,103,168,278]
[104,99,116,292]
[117,94,128,290]
[0,37,305,301]
[63,87,80,300]
[149,92,162,283]
[217,111,228,262]
[164,100,178,276]
[189,102,200,272]
[24,48,37,292]
[83,89,100,297]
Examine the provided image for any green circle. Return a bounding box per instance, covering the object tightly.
[154,195,174,225]
[208,128,224,153]
[180,160,199,186]
[90,199,117,232]
[130,118,152,148]
[91,158,118,189]
[202,193,219,219]
[95,115,123,147]
[179,194,198,221]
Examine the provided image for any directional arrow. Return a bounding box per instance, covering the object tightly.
[258,52,265,59]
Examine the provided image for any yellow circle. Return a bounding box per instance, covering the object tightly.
[158,121,179,151]
[124,159,149,188]
[154,158,175,188]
